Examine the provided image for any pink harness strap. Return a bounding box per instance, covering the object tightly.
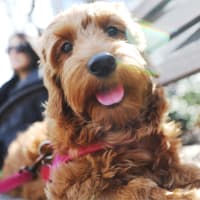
[53,143,105,166]
[41,143,105,181]
[0,170,32,193]
[0,143,105,193]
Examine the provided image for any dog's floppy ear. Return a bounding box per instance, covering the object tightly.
[143,85,168,130]
[38,34,70,121]
[43,65,64,119]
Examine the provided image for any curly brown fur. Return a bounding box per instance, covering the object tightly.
[2,121,47,199]
[2,2,200,200]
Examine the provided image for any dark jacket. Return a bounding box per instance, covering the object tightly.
[0,69,48,168]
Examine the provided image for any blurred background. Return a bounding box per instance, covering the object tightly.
[0,0,143,86]
[0,0,199,147]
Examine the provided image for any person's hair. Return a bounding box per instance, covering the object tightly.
[9,32,39,70]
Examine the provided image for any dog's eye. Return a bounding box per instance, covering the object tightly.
[106,26,120,37]
[61,42,73,53]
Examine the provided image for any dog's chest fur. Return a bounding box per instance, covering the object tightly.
[47,133,173,199]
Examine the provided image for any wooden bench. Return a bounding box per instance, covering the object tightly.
[132,0,200,166]
[133,0,200,85]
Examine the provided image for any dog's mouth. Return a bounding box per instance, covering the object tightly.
[96,84,124,106]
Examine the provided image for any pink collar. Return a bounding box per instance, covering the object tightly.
[53,143,105,165]
[41,143,105,181]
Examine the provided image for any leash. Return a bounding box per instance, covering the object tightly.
[0,170,32,193]
[0,142,105,193]
[0,141,53,194]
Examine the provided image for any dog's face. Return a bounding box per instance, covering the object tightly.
[41,2,153,128]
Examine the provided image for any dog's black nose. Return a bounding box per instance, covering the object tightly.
[87,52,116,77]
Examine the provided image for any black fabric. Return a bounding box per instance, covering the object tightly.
[0,70,48,168]
[0,75,18,106]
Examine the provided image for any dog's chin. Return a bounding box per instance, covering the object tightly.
[65,78,150,127]
[90,100,141,128]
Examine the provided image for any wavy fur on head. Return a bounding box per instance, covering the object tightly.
[2,2,200,200]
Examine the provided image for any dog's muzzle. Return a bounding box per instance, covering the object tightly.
[87,52,116,77]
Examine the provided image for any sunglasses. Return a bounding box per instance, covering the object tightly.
[6,43,30,54]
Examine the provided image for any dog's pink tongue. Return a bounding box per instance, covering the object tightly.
[96,84,124,106]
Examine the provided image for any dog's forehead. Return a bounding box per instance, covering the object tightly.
[41,2,146,54]
[46,2,128,36]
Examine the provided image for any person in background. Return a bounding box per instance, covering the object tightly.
[0,32,48,168]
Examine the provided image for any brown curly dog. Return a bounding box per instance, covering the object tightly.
[2,2,200,200]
